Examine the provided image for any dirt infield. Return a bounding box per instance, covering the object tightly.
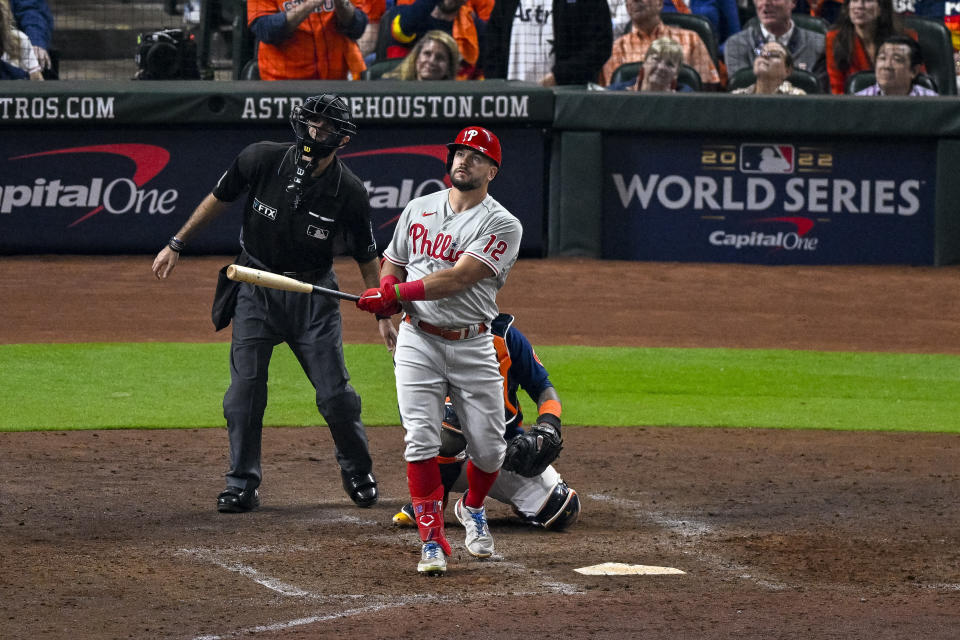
[2,256,959,639]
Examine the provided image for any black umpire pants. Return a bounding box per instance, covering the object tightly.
[222,269,372,490]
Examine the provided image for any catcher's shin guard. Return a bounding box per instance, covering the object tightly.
[533,481,581,530]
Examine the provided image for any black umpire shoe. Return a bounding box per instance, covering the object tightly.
[341,470,378,508]
[217,486,260,513]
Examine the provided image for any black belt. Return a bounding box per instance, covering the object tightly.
[404,315,488,341]
[241,250,329,282]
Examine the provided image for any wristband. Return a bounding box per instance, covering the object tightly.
[538,399,562,419]
[380,274,400,288]
[395,279,426,301]
[168,236,185,253]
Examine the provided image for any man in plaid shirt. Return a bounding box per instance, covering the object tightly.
[601,0,720,87]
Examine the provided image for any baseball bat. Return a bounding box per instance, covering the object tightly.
[226,264,361,301]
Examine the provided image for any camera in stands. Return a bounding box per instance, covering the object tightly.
[134,28,201,80]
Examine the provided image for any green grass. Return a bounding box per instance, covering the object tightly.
[2,343,959,433]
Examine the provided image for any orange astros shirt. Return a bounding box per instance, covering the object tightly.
[249,0,367,80]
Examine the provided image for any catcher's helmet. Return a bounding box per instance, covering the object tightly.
[445,126,501,173]
[290,93,357,157]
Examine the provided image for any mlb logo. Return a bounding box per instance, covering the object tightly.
[739,144,794,174]
[307,225,329,240]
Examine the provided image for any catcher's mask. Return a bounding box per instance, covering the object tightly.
[445,125,501,174]
[290,93,357,159]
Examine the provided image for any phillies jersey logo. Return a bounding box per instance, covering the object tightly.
[409,222,463,263]
[463,129,480,142]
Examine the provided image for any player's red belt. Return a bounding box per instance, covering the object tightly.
[404,315,488,340]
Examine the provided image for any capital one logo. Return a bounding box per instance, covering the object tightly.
[3,143,175,226]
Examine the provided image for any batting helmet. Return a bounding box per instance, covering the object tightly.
[290,94,357,157]
[445,126,501,174]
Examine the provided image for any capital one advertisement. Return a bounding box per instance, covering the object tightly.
[0,126,545,255]
[602,136,936,265]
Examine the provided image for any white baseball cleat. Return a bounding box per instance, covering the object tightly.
[454,497,494,558]
[417,541,447,575]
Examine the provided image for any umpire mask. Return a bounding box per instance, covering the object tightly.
[289,93,357,160]
[287,94,357,205]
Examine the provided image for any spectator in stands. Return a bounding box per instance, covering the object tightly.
[855,33,938,94]
[355,0,386,58]
[825,0,913,94]
[381,29,460,79]
[248,0,368,80]
[609,36,696,90]
[731,40,807,92]
[601,0,720,86]
[11,0,52,75]
[724,0,825,84]
[483,0,612,85]
[660,0,741,55]
[386,0,485,79]
[1,0,42,79]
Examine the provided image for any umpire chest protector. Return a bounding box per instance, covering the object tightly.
[214,142,376,274]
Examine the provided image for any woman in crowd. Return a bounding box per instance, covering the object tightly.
[612,37,693,92]
[382,29,460,80]
[1,0,43,80]
[825,0,911,94]
[732,41,806,94]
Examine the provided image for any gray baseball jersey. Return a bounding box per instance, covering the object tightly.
[382,188,522,327]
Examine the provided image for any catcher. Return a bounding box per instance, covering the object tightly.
[393,312,580,531]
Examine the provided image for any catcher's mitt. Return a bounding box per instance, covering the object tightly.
[502,416,562,477]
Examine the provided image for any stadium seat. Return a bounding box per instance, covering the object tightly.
[792,12,830,35]
[902,15,958,96]
[609,61,703,91]
[362,58,404,80]
[728,66,821,93]
[844,69,940,94]
[239,58,259,80]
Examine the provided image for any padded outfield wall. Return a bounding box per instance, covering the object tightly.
[551,90,960,266]
[2,81,959,264]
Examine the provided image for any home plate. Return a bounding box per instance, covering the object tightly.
[575,562,686,576]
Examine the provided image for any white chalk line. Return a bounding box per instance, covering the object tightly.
[192,596,447,640]
[183,544,582,639]
[588,493,791,591]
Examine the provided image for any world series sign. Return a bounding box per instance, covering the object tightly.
[602,136,936,265]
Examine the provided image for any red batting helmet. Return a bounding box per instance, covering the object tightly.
[445,126,501,173]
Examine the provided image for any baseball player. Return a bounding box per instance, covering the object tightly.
[151,94,385,514]
[356,126,522,575]
[391,312,580,532]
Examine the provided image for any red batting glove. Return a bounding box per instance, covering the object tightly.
[357,283,399,315]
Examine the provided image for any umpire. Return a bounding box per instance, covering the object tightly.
[151,94,385,513]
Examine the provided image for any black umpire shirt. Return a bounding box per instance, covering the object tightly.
[213,141,377,274]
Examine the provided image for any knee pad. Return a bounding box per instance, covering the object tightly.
[533,481,581,530]
[318,386,361,424]
[438,422,467,459]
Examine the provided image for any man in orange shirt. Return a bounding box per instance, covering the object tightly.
[249,0,368,80]
[601,0,720,87]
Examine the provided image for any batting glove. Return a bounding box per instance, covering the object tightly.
[357,283,399,315]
